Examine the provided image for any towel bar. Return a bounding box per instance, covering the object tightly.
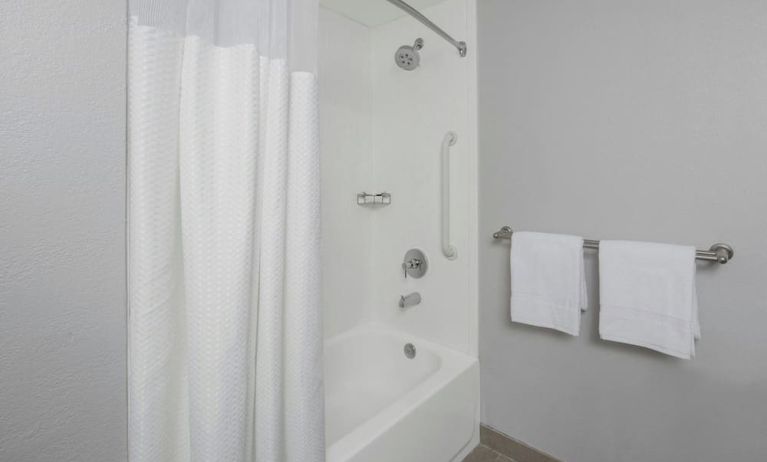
[492,226,734,264]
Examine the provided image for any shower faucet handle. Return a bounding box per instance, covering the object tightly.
[402,258,422,278]
[402,249,428,279]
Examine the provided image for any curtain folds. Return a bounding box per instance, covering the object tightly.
[127,2,323,461]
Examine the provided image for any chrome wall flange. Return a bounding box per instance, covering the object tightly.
[710,243,734,264]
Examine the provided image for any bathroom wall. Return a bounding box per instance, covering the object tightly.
[370,0,478,354]
[319,0,478,355]
[319,7,375,338]
[0,0,127,461]
[478,1,767,461]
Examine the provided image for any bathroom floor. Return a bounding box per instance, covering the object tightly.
[463,445,516,462]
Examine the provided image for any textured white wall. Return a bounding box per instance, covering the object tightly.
[318,7,375,339]
[478,1,767,461]
[0,1,127,460]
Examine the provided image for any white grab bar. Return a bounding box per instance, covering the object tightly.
[441,131,458,260]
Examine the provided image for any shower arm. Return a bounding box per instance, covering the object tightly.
[385,0,467,57]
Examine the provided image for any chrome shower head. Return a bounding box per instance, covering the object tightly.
[394,38,424,71]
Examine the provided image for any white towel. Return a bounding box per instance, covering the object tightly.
[599,240,700,359]
[510,232,588,335]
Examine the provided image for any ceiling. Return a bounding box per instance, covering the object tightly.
[319,0,447,27]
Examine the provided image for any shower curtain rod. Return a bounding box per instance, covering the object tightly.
[385,0,467,57]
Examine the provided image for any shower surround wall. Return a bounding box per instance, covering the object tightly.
[320,0,477,354]
[319,3,479,458]
[319,8,374,338]
[370,0,477,355]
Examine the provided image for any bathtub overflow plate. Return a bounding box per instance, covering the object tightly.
[404,343,416,359]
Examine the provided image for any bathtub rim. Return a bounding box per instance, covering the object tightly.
[325,323,478,461]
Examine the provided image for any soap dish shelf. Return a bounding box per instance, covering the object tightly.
[357,192,391,207]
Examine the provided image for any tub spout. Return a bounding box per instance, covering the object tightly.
[399,292,422,309]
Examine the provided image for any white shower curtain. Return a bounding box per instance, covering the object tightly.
[127,1,323,461]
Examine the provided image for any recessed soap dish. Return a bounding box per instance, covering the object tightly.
[357,192,391,207]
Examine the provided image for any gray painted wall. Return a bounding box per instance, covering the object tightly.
[478,1,767,461]
[0,1,127,460]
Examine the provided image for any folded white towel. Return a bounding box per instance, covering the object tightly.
[599,240,700,359]
[510,231,587,336]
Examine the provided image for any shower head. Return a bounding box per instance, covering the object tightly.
[394,38,424,71]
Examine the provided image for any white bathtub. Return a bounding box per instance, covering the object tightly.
[325,325,479,462]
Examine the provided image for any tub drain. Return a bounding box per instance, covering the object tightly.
[404,343,416,359]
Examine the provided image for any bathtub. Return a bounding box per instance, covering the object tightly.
[325,325,479,462]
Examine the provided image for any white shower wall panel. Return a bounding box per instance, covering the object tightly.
[370,0,476,354]
[319,0,478,355]
[319,8,375,338]
[318,2,480,456]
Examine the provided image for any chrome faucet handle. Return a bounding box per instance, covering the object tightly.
[402,258,422,278]
[402,249,428,279]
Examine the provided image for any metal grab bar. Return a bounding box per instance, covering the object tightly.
[492,226,735,264]
[385,0,467,57]
[441,131,458,260]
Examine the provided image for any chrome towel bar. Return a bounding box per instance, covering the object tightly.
[492,226,734,264]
